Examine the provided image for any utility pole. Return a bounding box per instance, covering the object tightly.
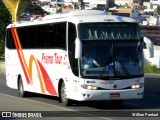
[79,0,84,10]
[2,0,30,22]
[105,0,109,11]
[55,0,58,13]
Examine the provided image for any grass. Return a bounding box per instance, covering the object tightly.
[144,64,160,74]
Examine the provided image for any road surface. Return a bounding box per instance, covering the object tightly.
[0,73,160,120]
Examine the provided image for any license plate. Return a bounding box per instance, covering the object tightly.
[110,93,120,98]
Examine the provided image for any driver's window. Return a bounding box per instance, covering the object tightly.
[68,22,78,76]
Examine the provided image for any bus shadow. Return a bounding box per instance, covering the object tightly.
[24,92,59,101]
[73,100,127,109]
[24,92,126,109]
[74,98,160,110]
[23,92,160,110]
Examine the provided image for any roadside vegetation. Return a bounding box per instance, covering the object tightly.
[144,64,160,74]
[0,1,11,60]
[0,1,46,61]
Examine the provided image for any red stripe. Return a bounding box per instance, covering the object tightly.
[11,27,31,84]
[37,60,57,96]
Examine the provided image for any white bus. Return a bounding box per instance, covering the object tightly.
[5,10,144,106]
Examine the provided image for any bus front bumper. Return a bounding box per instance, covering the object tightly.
[71,88,144,101]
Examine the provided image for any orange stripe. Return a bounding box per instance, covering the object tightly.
[13,27,45,93]
[29,55,45,93]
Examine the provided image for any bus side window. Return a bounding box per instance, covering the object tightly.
[46,22,66,49]
[68,22,78,76]
[28,26,37,48]
[6,29,15,49]
[17,27,28,48]
[37,25,46,48]
[56,22,66,49]
[46,24,56,48]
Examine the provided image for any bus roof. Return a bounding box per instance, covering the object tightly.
[42,10,108,20]
[7,10,138,28]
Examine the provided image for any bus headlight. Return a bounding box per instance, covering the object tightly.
[81,85,98,90]
[131,83,144,89]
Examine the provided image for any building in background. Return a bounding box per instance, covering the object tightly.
[115,0,142,5]
[143,0,160,12]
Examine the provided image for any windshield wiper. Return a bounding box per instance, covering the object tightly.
[99,56,112,79]
[99,66,107,79]
[118,61,130,76]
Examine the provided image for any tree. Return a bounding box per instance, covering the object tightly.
[0,1,47,56]
[24,1,47,15]
[157,5,160,15]
[0,1,11,56]
[142,0,150,2]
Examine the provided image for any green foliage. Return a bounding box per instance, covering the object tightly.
[24,1,47,15]
[105,7,110,12]
[144,64,160,74]
[0,1,11,56]
[157,5,160,15]
[92,7,104,11]
[0,40,4,54]
[0,1,47,56]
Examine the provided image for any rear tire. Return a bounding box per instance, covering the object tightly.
[18,77,26,97]
[60,82,72,106]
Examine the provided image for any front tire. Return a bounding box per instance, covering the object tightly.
[60,82,72,106]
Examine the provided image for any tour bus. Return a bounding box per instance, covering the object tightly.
[5,10,144,106]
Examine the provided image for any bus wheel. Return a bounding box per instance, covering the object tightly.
[111,100,124,107]
[60,82,72,106]
[18,77,26,97]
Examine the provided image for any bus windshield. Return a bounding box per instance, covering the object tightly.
[78,23,143,79]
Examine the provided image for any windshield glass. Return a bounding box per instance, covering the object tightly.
[79,23,143,79]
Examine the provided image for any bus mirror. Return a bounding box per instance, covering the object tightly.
[75,38,82,59]
[137,38,143,53]
[143,36,154,58]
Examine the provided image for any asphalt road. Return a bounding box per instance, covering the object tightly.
[0,72,160,120]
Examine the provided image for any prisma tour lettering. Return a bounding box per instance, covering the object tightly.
[41,53,62,64]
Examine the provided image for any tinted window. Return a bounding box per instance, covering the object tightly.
[68,22,78,76]
[27,26,37,48]
[7,22,67,49]
[17,27,28,48]
[37,25,46,48]
[6,29,15,49]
